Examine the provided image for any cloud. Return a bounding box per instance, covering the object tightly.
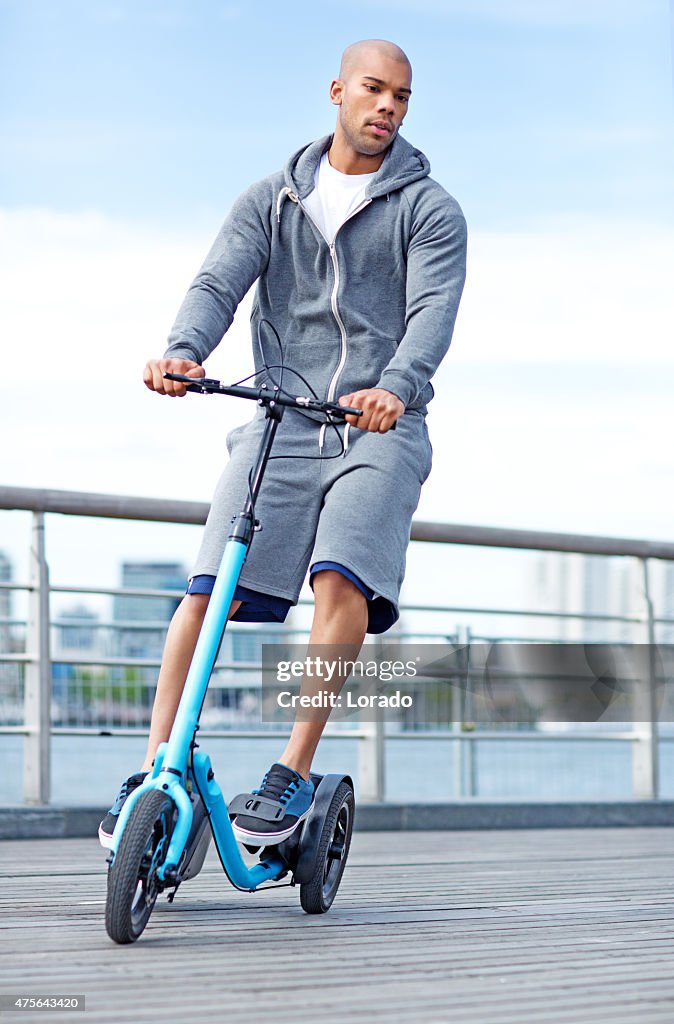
[456,216,674,366]
[1,205,672,552]
[0,207,256,502]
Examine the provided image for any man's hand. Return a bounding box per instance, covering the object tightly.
[143,358,206,397]
[338,388,404,432]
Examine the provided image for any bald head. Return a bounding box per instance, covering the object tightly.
[339,39,411,82]
[328,39,412,172]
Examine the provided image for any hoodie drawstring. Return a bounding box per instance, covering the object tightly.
[276,187,298,223]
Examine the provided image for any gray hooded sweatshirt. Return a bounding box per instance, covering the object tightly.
[164,133,467,415]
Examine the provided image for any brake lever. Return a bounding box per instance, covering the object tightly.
[164,372,221,392]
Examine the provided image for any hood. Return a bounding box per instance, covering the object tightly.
[284,133,431,201]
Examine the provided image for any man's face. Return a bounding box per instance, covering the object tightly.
[330,53,412,157]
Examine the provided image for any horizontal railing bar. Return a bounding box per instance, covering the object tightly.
[3,726,672,741]
[47,657,266,670]
[9,588,656,626]
[410,520,674,560]
[23,726,366,739]
[51,619,190,631]
[5,587,673,630]
[51,584,186,599]
[0,653,272,670]
[399,602,644,623]
[0,486,209,525]
[3,485,674,559]
[386,730,649,741]
[48,619,307,631]
[43,606,649,624]
[470,627,672,637]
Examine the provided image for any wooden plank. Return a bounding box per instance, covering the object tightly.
[1,828,673,1024]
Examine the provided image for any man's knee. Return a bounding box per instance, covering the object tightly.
[176,592,241,623]
[179,592,210,619]
[313,569,367,612]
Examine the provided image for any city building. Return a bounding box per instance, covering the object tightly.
[532,552,644,642]
[54,603,100,656]
[114,561,187,660]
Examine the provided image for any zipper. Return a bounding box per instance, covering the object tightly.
[324,198,372,416]
[319,236,349,452]
[281,189,372,452]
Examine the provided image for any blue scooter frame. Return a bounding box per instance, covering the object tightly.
[106,375,361,910]
[107,537,287,888]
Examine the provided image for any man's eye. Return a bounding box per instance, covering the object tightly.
[365,85,378,92]
[397,96,409,104]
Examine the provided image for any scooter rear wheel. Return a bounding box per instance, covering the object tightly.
[300,780,354,914]
[105,789,176,944]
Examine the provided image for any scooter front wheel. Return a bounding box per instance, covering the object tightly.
[105,789,176,944]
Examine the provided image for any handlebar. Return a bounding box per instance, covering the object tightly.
[163,373,363,420]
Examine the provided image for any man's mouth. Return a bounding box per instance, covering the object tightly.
[368,121,392,137]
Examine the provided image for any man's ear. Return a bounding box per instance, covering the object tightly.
[329,79,344,106]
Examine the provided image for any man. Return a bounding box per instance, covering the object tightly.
[99,39,467,849]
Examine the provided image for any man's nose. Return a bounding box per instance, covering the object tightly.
[377,92,395,115]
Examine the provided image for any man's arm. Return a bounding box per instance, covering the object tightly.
[374,191,468,408]
[145,183,272,394]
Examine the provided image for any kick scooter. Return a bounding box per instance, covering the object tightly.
[105,373,361,944]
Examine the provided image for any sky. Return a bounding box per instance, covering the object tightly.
[1,0,673,610]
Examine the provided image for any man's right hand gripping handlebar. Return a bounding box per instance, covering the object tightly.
[143,358,206,397]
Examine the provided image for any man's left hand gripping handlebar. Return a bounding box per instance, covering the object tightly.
[338,388,404,433]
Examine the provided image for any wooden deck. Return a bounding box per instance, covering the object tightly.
[1,828,674,1023]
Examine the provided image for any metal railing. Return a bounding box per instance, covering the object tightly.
[1,484,673,806]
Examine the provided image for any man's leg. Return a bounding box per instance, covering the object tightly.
[144,571,367,780]
[140,593,242,771]
[277,569,368,780]
[99,592,242,848]
[229,569,367,846]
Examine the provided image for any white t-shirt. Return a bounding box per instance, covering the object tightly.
[303,152,377,244]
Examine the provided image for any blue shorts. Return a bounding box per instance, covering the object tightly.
[186,559,396,634]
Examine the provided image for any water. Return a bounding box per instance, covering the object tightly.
[2,734,672,805]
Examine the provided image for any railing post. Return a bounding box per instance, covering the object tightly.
[357,718,385,802]
[357,636,385,802]
[23,511,51,804]
[456,626,478,797]
[631,558,659,799]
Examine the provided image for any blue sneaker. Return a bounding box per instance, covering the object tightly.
[231,762,314,846]
[98,771,148,849]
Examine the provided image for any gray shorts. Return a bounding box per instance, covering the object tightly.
[190,408,433,633]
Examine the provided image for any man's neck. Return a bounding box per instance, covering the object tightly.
[328,133,388,175]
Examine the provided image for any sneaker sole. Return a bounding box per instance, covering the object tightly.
[98,824,114,850]
[231,804,313,846]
